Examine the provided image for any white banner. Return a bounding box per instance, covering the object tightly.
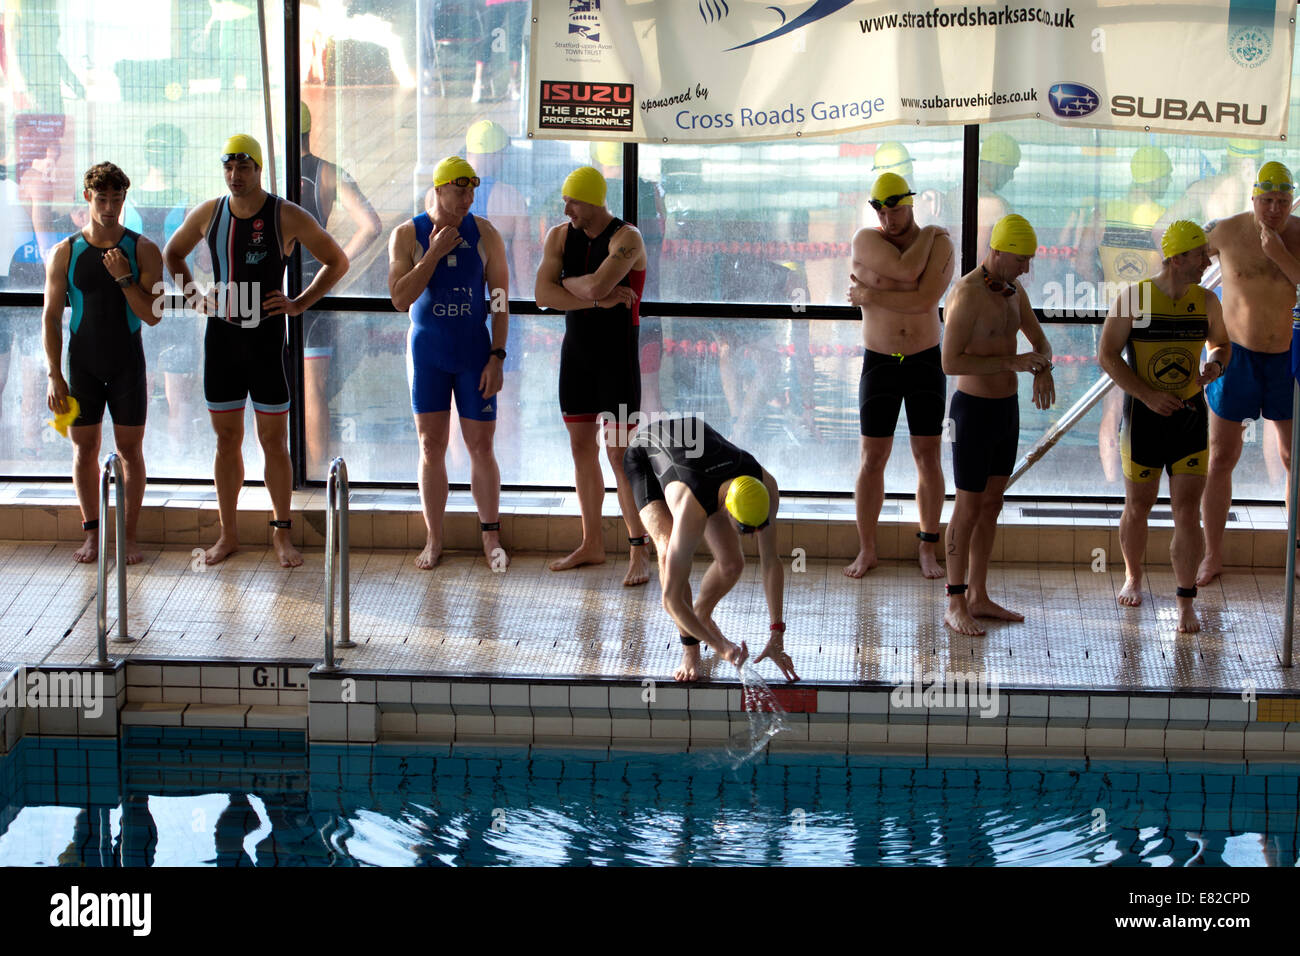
[529,0,1293,143]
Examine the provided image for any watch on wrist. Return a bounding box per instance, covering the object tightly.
[490,348,507,361]
[115,275,133,289]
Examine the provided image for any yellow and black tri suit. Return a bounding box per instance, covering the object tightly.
[1119,279,1209,482]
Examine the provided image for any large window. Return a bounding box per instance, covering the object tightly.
[1,1,1296,504]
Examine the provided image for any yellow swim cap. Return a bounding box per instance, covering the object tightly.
[221,134,263,169]
[1131,145,1171,184]
[1227,138,1263,158]
[1254,161,1294,196]
[432,155,478,187]
[299,102,312,134]
[48,396,80,438]
[725,475,770,530]
[562,165,606,206]
[1160,220,1207,259]
[590,141,623,168]
[467,120,508,155]
[980,132,1021,167]
[873,141,913,176]
[990,214,1038,255]
[871,171,913,205]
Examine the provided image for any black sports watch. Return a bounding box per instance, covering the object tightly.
[490,348,507,361]
[115,275,133,288]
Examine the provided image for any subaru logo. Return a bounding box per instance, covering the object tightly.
[1048,82,1100,118]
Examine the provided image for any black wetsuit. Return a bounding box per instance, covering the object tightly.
[558,216,644,422]
[623,416,765,515]
[203,193,291,414]
[65,229,147,427]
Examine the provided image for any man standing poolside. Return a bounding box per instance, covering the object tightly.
[844,171,955,579]
[388,156,510,570]
[43,162,165,564]
[1197,161,1300,585]
[941,214,1056,636]
[623,416,798,684]
[535,165,651,587]
[1098,221,1230,633]
[164,135,348,567]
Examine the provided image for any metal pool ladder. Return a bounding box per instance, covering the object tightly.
[317,456,354,673]
[96,453,138,664]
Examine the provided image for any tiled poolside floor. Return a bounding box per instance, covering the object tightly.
[2,538,1298,694]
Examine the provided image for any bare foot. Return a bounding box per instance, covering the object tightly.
[623,545,651,586]
[944,603,987,636]
[549,543,606,572]
[674,644,702,682]
[843,548,878,578]
[204,535,239,565]
[483,530,509,571]
[124,538,143,566]
[416,540,441,570]
[1195,555,1221,588]
[73,533,97,564]
[720,639,750,670]
[967,596,1025,621]
[272,529,303,568]
[918,541,943,579]
[1177,601,1201,633]
[1117,576,1143,607]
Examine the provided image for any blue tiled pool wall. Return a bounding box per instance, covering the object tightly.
[3,731,1300,865]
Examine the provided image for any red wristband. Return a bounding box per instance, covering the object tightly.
[770,622,785,632]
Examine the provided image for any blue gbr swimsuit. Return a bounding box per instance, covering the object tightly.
[406,212,495,420]
[65,229,147,427]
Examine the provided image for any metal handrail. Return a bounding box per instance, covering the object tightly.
[96,453,137,664]
[317,457,353,674]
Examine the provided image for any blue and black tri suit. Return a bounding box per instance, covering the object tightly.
[405,211,496,421]
[203,193,292,414]
[64,228,147,427]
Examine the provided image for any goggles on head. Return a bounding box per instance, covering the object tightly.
[869,192,916,211]
[1255,179,1294,193]
[221,153,257,164]
[442,175,481,188]
[981,265,1018,298]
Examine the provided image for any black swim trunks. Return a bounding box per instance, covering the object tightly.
[1120,390,1209,482]
[623,416,765,515]
[858,344,946,438]
[949,390,1019,493]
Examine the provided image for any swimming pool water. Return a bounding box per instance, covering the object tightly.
[1,728,1297,866]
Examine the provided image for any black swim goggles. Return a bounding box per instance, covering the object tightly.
[220,152,258,165]
[868,191,916,211]
[734,517,771,535]
[981,265,1018,298]
[441,175,481,188]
